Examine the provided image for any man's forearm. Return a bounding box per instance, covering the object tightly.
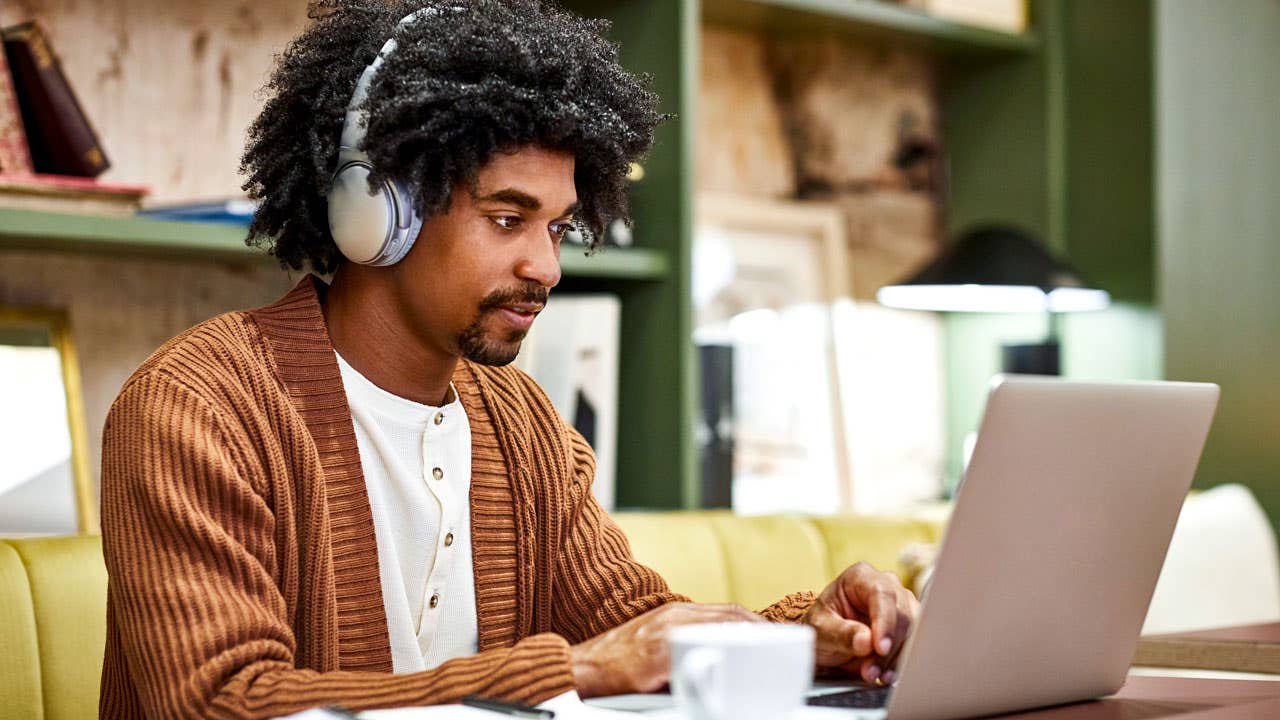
[177,634,574,720]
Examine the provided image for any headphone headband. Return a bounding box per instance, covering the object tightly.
[329,5,464,266]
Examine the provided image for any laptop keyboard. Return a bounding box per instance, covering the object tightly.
[807,686,894,710]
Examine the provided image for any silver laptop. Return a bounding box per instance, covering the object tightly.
[808,375,1220,719]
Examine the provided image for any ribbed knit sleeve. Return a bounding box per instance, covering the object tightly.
[100,371,573,719]
[547,431,689,644]
[758,591,818,622]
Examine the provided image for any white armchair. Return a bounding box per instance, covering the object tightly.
[1142,484,1280,634]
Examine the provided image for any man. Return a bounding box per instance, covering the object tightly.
[99,1,918,717]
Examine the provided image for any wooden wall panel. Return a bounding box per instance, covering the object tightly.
[1,0,309,204]
[696,27,795,197]
[697,26,941,300]
[769,35,938,192]
[0,252,299,501]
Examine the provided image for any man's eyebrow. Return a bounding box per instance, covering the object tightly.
[475,188,541,211]
[475,188,580,217]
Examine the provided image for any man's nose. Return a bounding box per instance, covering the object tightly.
[516,233,562,289]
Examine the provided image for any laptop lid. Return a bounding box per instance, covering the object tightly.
[886,376,1219,720]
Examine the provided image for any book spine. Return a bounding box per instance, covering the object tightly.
[2,22,109,177]
[0,34,33,174]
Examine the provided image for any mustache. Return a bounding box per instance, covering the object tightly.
[479,283,549,312]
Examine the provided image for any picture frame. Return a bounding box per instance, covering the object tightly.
[693,193,857,512]
[514,294,621,510]
[0,305,97,534]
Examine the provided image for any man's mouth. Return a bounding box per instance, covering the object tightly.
[494,303,543,331]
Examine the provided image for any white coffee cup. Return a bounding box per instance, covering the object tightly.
[668,622,815,720]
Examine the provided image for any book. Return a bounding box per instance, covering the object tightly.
[905,0,1027,33]
[1132,623,1280,674]
[0,172,147,216]
[0,37,32,174]
[2,21,109,177]
[513,295,621,511]
[138,198,258,225]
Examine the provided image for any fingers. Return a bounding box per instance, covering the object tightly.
[655,602,763,629]
[839,563,923,666]
[858,656,884,684]
[810,605,874,660]
[711,603,768,623]
[844,563,899,657]
[882,589,919,673]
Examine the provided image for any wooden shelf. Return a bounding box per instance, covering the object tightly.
[0,208,262,262]
[0,208,670,281]
[560,245,669,281]
[702,0,1039,57]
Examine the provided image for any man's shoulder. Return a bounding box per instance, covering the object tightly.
[118,276,319,404]
[118,310,274,406]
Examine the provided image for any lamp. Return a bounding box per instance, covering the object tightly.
[876,225,1110,375]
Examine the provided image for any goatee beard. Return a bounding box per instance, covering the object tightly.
[457,322,526,366]
[456,282,548,366]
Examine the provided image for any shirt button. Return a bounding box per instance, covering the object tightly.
[429,593,440,609]
[434,412,444,426]
[432,467,443,481]
[444,532,454,547]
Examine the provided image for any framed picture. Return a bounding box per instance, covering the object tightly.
[514,294,621,510]
[693,193,856,513]
[0,306,97,535]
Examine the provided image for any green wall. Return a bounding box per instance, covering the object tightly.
[561,0,700,509]
[941,1,1163,487]
[1157,0,1280,528]
[1062,1,1155,303]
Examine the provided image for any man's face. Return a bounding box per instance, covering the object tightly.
[392,145,576,366]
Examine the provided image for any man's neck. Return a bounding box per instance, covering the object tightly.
[322,266,458,407]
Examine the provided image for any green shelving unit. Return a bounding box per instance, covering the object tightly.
[2,0,1105,513]
[559,0,1050,510]
[0,207,670,281]
[702,0,1038,57]
[572,0,1135,509]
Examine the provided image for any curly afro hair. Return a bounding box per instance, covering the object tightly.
[240,0,664,274]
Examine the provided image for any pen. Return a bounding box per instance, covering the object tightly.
[461,695,556,719]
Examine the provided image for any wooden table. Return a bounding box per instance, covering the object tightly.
[998,675,1280,719]
[1005,623,1280,719]
[597,626,1280,718]
[1133,622,1280,674]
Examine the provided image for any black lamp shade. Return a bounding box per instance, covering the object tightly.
[903,225,1087,289]
[877,224,1110,313]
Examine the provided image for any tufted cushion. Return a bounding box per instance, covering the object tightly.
[0,539,44,720]
[611,511,734,603]
[6,535,108,720]
[704,514,830,612]
[811,515,943,582]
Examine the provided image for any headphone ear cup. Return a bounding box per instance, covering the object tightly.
[328,161,423,266]
[380,177,424,266]
[329,161,396,265]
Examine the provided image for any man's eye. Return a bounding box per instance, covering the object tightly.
[492,216,521,230]
[550,222,574,240]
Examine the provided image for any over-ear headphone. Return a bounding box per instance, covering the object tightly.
[328,7,456,266]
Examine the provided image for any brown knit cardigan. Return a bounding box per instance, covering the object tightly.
[98,276,814,719]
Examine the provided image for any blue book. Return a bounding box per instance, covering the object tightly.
[139,198,256,225]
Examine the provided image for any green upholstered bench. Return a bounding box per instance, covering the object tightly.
[1,535,107,720]
[609,511,944,610]
[0,514,942,719]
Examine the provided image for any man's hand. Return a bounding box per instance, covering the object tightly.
[803,562,920,685]
[570,602,763,698]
